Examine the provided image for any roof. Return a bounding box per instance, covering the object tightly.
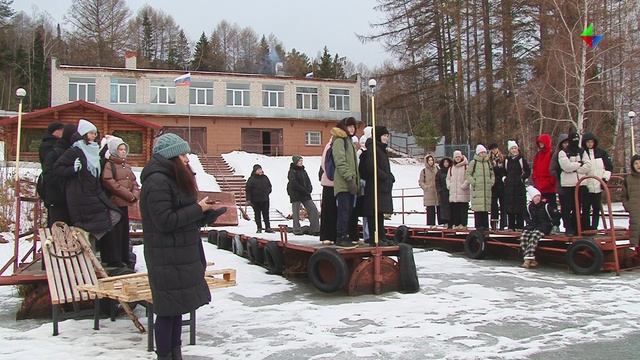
[0,100,162,130]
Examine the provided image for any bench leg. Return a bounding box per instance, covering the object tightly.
[147,302,154,352]
[189,310,196,345]
[52,304,59,336]
[93,299,100,330]
[110,300,117,322]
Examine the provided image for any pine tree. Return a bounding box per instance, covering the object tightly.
[141,12,153,61]
[316,46,333,78]
[167,29,190,70]
[332,53,346,79]
[284,48,310,77]
[190,32,212,71]
[31,26,49,110]
[0,0,14,26]
[256,35,272,74]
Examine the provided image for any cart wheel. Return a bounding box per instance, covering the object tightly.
[566,239,604,275]
[207,230,218,245]
[394,225,410,244]
[263,241,284,275]
[232,235,244,257]
[308,248,349,293]
[217,230,231,251]
[247,237,264,265]
[398,243,419,293]
[464,231,487,259]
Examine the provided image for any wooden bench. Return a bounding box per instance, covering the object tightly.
[41,222,236,351]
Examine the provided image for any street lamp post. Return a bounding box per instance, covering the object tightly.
[15,88,26,182]
[629,110,636,156]
[13,88,26,272]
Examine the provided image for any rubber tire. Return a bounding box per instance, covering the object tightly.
[207,230,218,245]
[247,237,264,265]
[263,241,284,275]
[464,230,488,259]
[232,235,244,257]
[398,243,420,293]
[394,225,410,243]
[217,230,231,251]
[566,239,604,275]
[307,248,349,293]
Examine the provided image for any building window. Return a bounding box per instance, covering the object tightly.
[68,77,96,102]
[112,130,143,154]
[296,87,318,110]
[262,85,284,108]
[21,128,45,152]
[190,81,213,106]
[329,89,350,111]
[305,131,322,146]
[226,83,250,107]
[110,78,136,104]
[150,86,176,105]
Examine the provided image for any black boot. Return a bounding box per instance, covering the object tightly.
[335,235,353,247]
[155,353,171,360]
[172,346,182,360]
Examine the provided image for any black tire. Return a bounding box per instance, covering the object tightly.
[394,225,410,243]
[232,235,244,257]
[217,230,231,251]
[263,241,284,275]
[307,248,349,293]
[247,237,264,265]
[398,243,419,293]
[207,230,218,245]
[464,230,488,259]
[566,239,604,275]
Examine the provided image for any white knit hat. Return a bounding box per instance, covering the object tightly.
[507,140,518,150]
[475,144,487,155]
[453,150,463,158]
[77,119,97,136]
[527,186,541,200]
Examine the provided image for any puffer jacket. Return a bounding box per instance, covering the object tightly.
[524,201,560,235]
[549,133,569,192]
[581,132,613,193]
[532,134,556,194]
[623,155,640,244]
[102,156,140,207]
[330,127,359,196]
[466,154,494,212]
[504,154,531,215]
[320,139,334,187]
[447,156,470,203]
[287,163,312,203]
[558,133,591,187]
[418,154,438,207]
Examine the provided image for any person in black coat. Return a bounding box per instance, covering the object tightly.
[42,124,76,226]
[519,187,560,268]
[435,157,452,227]
[140,133,226,360]
[489,143,507,230]
[504,140,531,230]
[53,119,121,241]
[287,156,320,235]
[245,164,273,233]
[359,126,395,245]
[36,122,64,205]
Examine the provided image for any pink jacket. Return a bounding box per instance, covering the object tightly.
[320,139,334,187]
[447,156,471,203]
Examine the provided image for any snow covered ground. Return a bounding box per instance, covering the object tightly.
[0,153,638,359]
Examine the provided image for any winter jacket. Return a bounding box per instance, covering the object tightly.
[359,138,395,214]
[320,140,334,187]
[53,146,121,235]
[558,133,591,187]
[287,163,313,203]
[549,133,569,192]
[581,132,613,193]
[490,151,507,192]
[245,171,272,204]
[102,156,140,207]
[140,154,212,317]
[466,154,494,212]
[524,201,560,235]
[42,136,72,207]
[39,133,58,165]
[532,134,556,194]
[418,155,438,207]
[330,127,359,196]
[447,156,470,203]
[435,158,451,221]
[504,154,531,215]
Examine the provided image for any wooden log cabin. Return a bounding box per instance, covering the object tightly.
[0,100,162,167]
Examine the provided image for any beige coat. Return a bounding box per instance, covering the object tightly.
[418,155,438,206]
[447,156,471,203]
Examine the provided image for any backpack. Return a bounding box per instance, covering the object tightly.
[325,138,349,181]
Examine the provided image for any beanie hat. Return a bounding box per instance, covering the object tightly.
[453,150,463,158]
[475,144,487,155]
[153,133,190,159]
[507,140,518,150]
[375,126,389,143]
[47,122,64,134]
[292,155,303,164]
[77,119,97,136]
[527,186,541,200]
[107,136,128,157]
[61,124,77,143]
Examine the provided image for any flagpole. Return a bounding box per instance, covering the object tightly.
[368,79,378,246]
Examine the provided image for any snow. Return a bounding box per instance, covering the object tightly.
[0,153,638,359]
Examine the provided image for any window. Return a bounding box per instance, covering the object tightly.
[262,85,284,108]
[110,78,136,104]
[296,87,318,110]
[111,130,143,154]
[190,81,213,106]
[68,77,96,102]
[329,89,350,111]
[21,128,45,152]
[305,131,322,146]
[150,85,176,104]
[226,83,250,107]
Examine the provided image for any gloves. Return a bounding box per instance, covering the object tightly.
[74,158,82,172]
[347,178,358,195]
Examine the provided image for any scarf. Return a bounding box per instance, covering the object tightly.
[73,140,101,178]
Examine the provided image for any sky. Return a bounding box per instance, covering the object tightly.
[13,0,391,69]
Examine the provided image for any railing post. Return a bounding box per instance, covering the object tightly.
[401,189,405,224]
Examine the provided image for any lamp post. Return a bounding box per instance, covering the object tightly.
[629,110,636,156]
[368,79,378,247]
[15,88,26,182]
[13,88,25,272]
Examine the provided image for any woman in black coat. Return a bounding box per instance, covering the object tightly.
[435,157,452,227]
[53,119,121,240]
[359,126,395,245]
[287,156,319,235]
[245,164,273,233]
[140,133,226,360]
[43,124,76,226]
[503,140,531,230]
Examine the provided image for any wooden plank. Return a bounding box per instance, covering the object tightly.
[64,235,89,302]
[57,237,79,303]
[40,229,61,305]
[71,230,99,300]
[50,240,73,304]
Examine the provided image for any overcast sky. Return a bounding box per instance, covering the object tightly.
[13,0,390,69]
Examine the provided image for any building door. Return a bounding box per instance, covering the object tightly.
[241,128,283,156]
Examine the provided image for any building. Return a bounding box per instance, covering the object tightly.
[50,54,362,156]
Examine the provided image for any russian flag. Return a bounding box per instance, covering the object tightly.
[174,73,191,86]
